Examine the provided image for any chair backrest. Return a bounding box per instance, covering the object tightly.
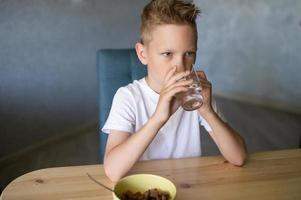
[97,49,147,163]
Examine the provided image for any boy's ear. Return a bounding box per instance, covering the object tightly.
[135,42,148,65]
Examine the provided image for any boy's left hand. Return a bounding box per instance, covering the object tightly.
[196,71,214,115]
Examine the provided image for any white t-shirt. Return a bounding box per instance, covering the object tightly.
[102,78,213,160]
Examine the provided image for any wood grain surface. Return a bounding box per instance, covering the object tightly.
[1,149,301,200]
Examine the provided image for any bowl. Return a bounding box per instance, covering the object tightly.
[113,174,176,200]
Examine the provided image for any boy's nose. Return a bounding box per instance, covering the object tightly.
[175,65,185,73]
[174,56,188,72]
[174,63,187,72]
[174,61,185,72]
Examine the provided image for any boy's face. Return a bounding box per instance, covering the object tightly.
[137,24,197,87]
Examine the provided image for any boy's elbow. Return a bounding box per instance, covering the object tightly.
[233,157,245,167]
[104,163,123,182]
[232,152,247,167]
[233,138,248,167]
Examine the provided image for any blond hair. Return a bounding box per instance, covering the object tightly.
[140,0,201,44]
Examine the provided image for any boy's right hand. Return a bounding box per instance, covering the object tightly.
[153,66,193,124]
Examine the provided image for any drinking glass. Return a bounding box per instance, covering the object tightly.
[177,65,203,111]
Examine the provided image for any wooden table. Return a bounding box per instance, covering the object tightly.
[1,149,301,200]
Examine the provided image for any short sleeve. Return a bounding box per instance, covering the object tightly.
[101,87,136,134]
[198,97,226,132]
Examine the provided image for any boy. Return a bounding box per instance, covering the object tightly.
[102,0,247,182]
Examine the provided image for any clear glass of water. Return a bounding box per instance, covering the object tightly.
[177,65,203,111]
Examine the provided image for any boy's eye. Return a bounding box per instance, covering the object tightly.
[185,52,196,57]
[161,52,172,57]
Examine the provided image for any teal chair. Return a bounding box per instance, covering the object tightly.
[97,49,147,163]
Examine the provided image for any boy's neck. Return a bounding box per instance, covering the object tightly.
[145,75,161,94]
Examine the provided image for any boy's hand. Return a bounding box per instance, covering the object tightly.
[153,67,192,124]
[196,71,214,115]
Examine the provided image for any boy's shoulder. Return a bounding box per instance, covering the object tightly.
[114,77,147,100]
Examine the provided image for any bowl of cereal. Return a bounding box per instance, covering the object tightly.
[113,174,176,200]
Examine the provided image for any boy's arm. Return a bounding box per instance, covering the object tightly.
[197,71,247,166]
[202,111,247,166]
[104,115,164,182]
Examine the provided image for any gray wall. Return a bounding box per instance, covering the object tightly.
[0,0,148,159]
[0,0,300,159]
[195,0,301,110]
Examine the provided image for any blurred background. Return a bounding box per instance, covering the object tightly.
[0,0,300,192]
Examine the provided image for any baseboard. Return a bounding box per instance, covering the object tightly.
[0,121,98,167]
[214,91,301,115]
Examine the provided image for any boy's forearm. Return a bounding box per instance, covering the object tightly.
[202,111,247,166]
[104,116,165,181]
